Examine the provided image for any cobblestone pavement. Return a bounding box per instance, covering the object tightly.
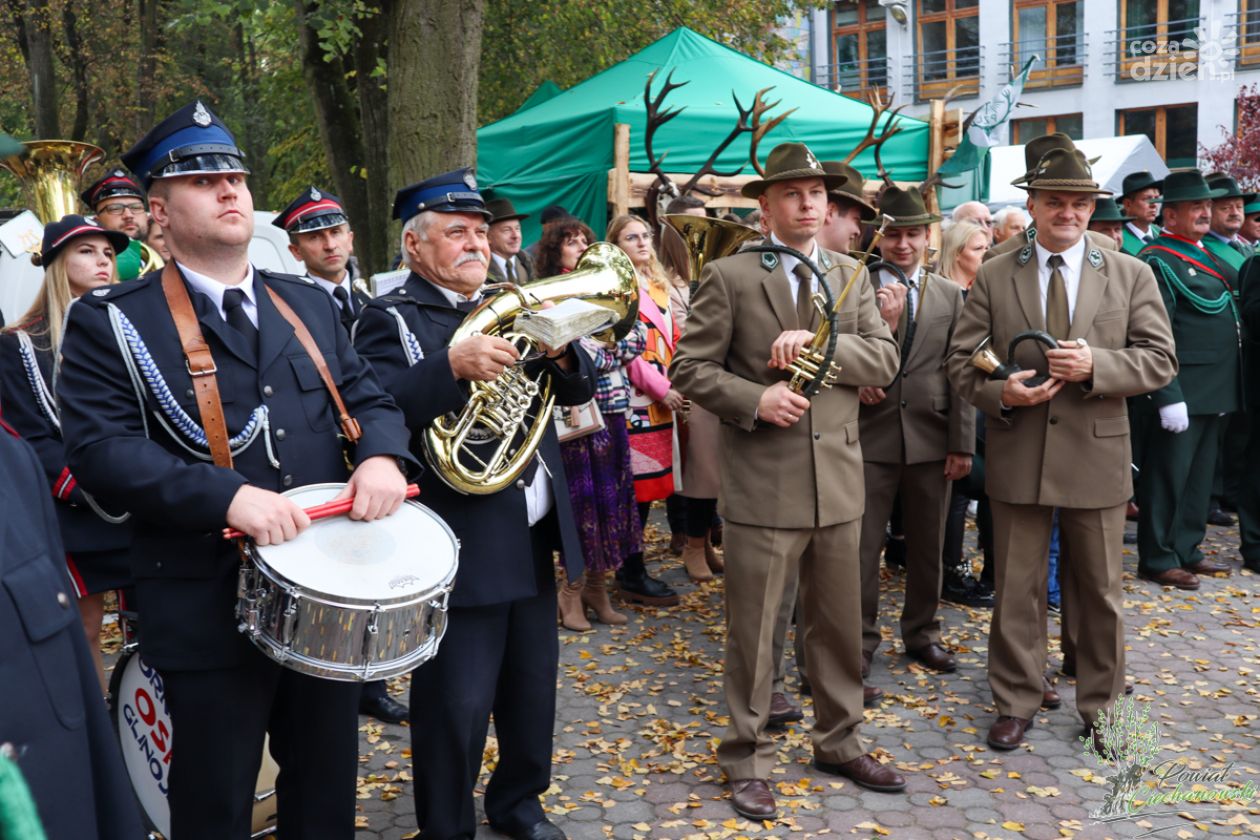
[104,514,1260,840]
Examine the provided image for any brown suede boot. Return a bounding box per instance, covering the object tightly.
[705,535,724,574]
[682,537,714,582]
[581,572,628,625]
[557,577,592,631]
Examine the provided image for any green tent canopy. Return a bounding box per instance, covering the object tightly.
[514,80,564,114]
[476,27,929,244]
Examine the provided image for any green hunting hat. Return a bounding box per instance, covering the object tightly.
[1205,173,1246,200]
[485,197,528,224]
[869,184,941,226]
[742,142,846,199]
[1018,148,1112,195]
[1011,133,1100,186]
[1159,170,1228,204]
[1090,197,1132,223]
[821,160,877,221]
[1243,194,1260,215]
[1120,170,1163,198]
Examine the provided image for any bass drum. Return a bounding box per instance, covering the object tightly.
[108,647,279,838]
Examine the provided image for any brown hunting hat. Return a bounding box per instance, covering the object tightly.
[821,160,877,221]
[870,185,941,226]
[485,197,528,224]
[742,142,846,199]
[1018,148,1112,195]
[1012,132,1100,186]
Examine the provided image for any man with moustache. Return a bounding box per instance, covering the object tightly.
[55,101,414,839]
[856,185,973,685]
[671,143,904,820]
[485,196,536,285]
[354,169,595,840]
[1135,170,1241,589]
[81,169,152,280]
[946,146,1175,751]
[1119,171,1164,256]
[1203,173,1255,266]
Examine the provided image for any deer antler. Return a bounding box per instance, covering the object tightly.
[644,69,689,197]
[677,87,796,194]
[842,91,906,166]
[746,87,798,178]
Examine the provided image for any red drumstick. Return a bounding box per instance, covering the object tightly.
[222,483,420,540]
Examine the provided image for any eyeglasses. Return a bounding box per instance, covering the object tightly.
[622,232,653,243]
[99,203,146,216]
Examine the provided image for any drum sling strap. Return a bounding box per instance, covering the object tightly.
[160,262,363,471]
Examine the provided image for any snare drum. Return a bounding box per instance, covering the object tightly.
[236,483,459,681]
[108,647,278,838]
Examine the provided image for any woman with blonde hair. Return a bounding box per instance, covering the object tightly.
[0,215,132,690]
[938,220,989,291]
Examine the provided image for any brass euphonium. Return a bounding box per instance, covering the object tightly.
[1,139,104,225]
[424,242,640,495]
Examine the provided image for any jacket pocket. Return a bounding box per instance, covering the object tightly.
[287,352,345,431]
[845,419,860,444]
[3,553,85,729]
[931,394,950,413]
[1095,308,1125,322]
[1094,416,1130,438]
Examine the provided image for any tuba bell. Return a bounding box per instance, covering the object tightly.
[1,140,104,225]
[424,242,640,495]
[662,214,761,291]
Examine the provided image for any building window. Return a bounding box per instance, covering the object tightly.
[1011,114,1084,144]
[1239,0,1260,65]
[1116,0,1201,81]
[829,0,889,97]
[1011,0,1085,88]
[914,0,981,99]
[1117,103,1198,168]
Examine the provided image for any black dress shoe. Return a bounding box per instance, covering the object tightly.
[359,692,409,725]
[492,818,566,840]
[941,574,995,608]
[1207,507,1236,527]
[616,570,680,606]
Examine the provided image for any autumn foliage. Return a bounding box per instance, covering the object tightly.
[1200,83,1260,190]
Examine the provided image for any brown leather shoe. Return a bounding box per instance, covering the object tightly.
[1138,567,1200,590]
[814,753,906,792]
[863,684,883,707]
[1041,676,1061,710]
[1125,500,1139,521]
[861,649,873,679]
[729,778,776,820]
[766,691,803,728]
[986,715,1034,750]
[1187,558,1231,576]
[906,643,957,673]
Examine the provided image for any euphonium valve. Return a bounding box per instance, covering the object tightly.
[423,242,639,495]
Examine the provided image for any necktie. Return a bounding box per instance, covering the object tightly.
[1046,254,1070,340]
[222,287,258,350]
[332,285,356,331]
[456,299,478,314]
[505,257,518,285]
[793,263,815,330]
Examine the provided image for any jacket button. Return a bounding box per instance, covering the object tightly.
[186,388,195,399]
[900,400,908,408]
[56,591,70,607]
[283,475,294,487]
[1049,416,1059,425]
[275,428,286,440]
[263,385,274,397]
[515,479,526,490]
[155,561,162,569]
[813,432,821,440]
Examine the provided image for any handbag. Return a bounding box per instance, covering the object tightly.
[553,400,605,443]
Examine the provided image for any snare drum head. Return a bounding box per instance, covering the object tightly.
[257,483,459,603]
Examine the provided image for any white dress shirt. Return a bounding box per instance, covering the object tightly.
[878,264,921,315]
[310,271,354,311]
[769,233,820,304]
[179,262,258,327]
[490,252,523,282]
[1126,221,1155,243]
[1034,236,1087,324]
[425,279,553,525]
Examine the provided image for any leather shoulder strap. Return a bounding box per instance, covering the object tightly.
[264,285,362,443]
[160,263,234,468]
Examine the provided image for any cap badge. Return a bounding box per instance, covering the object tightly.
[463,171,478,190]
[92,288,110,297]
[193,101,212,127]
[310,187,322,201]
[804,148,821,170]
[112,169,126,178]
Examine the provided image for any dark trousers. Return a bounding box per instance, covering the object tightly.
[1137,413,1224,572]
[1237,410,1260,565]
[1213,410,1248,508]
[163,635,361,840]
[410,524,560,840]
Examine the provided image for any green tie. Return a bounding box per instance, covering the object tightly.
[1046,254,1070,339]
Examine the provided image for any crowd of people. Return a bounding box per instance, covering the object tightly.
[0,96,1256,840]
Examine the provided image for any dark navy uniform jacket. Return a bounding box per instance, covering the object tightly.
[0,321,132,555]
[0,426,145,839]
[354,272,591,608]
[56,267,417,670]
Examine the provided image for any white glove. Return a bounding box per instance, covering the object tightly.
[1159,402,1189,434]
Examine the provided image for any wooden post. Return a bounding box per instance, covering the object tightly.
[926,98,946,255]
[611,123,631,218]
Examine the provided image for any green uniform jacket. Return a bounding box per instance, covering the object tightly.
[1139,235,1242,414]
[1202,233,1253,274]
[1121,223,1160,257]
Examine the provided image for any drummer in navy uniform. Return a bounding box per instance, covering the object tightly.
[55,100,416,840]
[81,168,152,280]
[273,185,407,725]
[354,169,595,840]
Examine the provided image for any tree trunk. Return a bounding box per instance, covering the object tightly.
[62,6,90,141]
[12,0,60,138]
[386,0,486,235]
[135,0,166,141]
[353,3,392,273]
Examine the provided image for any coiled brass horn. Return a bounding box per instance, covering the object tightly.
[424,242,640,495]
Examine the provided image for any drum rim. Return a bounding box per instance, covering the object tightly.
[248,482,460,607]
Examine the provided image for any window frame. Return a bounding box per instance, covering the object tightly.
[1116,103,1199,167]
[914,0,982,100]
[829,0,890,98]
[1116,0,1201,82]
[1011,113,1084,144]
[1010,0,1086,89]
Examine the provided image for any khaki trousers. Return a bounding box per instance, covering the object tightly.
[770,566,804,693]
[988,501,1126,724]
[858,460,950,656]
[718,519,865,781]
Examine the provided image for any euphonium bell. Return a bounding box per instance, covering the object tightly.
[1,140,104,224]
[424,242,639,495]
[662,214,761,288]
